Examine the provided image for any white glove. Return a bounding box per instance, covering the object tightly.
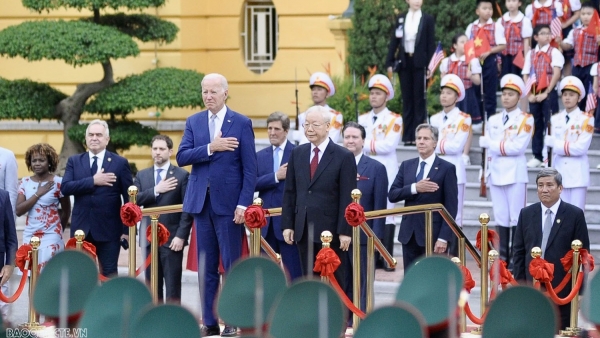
[544,135,554,148]
[479,135,490,148]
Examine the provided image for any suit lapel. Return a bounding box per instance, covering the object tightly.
[81,152,91,176]
[357,155,368,177]
[415,14,424,48]
[282,141,293,165]
[427,156,441,181]
[546,202,566,249]
[200,111,210,145]
[309,141,334,187]
[406,158,419,185]
[220,108,235,137]
[103,151,114,173]
[533,203,543,246]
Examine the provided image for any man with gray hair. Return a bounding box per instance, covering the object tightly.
[62,119,133,277]
[388,123,458,271]
[513,167,590,331]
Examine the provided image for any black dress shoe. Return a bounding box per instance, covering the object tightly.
[221,325,238,337]
[201,325,220,337]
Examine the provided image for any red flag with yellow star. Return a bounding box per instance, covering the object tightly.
[473,28,491,57]
[464,40,476,65]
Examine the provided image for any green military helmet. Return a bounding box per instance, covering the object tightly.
[217,257,288,330]
[78,277,152,337]
[268,279,345,338]
[581,270,600,331]
[33,250,98,318]
[354,302,427,338]
[131,304,200,338]
[395,256,463,331]
[482,286,558,337]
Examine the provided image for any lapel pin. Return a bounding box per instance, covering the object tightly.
[107,158,112,162]
[435,167,438,170]
[557,219,561,224]
[169,171,174,175]
[227,119,231,123]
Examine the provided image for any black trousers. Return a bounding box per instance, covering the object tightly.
[145,245,184,303]
[399,54,427,143]
[86,232,120,277]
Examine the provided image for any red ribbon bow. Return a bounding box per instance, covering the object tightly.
[460,265,476,293]
[65,238,97,261]
[15,244,32,273]
[490,259,515,285]
[344,202,366,227]
[313,247,341,277]
[244,205,267,229]
[146,223,171,247]
[120,202,142,227]
[529,257,554,283]
[475,229,500,250]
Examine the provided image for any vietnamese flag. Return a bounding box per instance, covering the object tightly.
[465,40,476,65]
[537,69,549,93]
[585,9,600,36]
[473,28,491,57]
[512,47,525,69]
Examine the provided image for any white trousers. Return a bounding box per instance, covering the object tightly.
[490,183,527,227]
[560,187,587,211]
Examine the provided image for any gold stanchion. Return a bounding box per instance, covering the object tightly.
[560,240,583,337]
[471,213,490,335]
[249,198,263,256]
[20,236,42,331]
[451,257,467,334]
[530,247,542,286]
[74,230,85,250]
[488,249,499,296]
[150,214,159,304]
[320,231,333,283]
[350,189,362,331]
[424,210,433,256]
[128,186,138,277]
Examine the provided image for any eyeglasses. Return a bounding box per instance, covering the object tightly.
[303,122,327,129]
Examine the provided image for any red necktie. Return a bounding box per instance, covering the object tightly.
[310,147,319,180]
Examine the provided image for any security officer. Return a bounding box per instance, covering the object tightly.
[545,76,594,211]
[358,74,402,270]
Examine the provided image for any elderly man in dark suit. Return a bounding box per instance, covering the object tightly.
[389,124,458,271]
[176,73,257,337]
[134,135,192,303]
[282,105,357,286]
[513,168,590,331]
[342,122,388,311]
[255,112,302,280]
[62,119,133,277]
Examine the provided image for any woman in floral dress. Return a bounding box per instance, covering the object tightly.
[16,144,71,272]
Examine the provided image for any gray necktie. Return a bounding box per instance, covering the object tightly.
[209,114,217,141]
[541,209,553,258]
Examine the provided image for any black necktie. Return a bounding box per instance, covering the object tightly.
[416,161,426,181]
[443,115,448,123]
[91,156,98,176]
[503,114,509,125]
[373,115,378,124]
[566,115,570,124]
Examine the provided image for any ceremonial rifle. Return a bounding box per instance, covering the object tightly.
[479,74,488,198]
[295,68,300,145]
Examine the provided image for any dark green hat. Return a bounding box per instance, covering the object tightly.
[395,256,463,328]
[78,277,153,337]
[581,270,600,328]
[354,302,427,338]
[217,257,288,329]
[33,250,98,317]
[268,279,345,338]
[131,304,200,338]
[482,286,558,337]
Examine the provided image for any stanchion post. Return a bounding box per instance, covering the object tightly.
[320,231,333,283]
[128,186,138,277]
[150,214,159,304]
[250,198,263,257]
[425,210,433,256]
[350,189,362,331]
[74,230,85,250]
[560,240,583,337]
[471,213,490,335]
[20,236,42,330]
[531,247,542,287]
[451,257,466,334]
[488,250,499,298]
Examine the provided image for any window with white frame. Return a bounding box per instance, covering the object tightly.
[242,0,279,74]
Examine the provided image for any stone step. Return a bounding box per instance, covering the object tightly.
[463,182,600,204]
[465,166,600,186]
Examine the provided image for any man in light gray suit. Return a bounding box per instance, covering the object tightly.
[0,146,17,322]
[133,135,193,303]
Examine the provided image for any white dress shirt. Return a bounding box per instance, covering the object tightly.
[207,105,228,155]
[89,149,106,174]
[521,43,565,75]
[310,137,330,164]
[541,199,561,232]
[273,139,288,183]
[153,162,170,196]
[404,9,422,53]
[355,153,363,166]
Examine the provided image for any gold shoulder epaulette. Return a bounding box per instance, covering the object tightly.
[390,112,402,117]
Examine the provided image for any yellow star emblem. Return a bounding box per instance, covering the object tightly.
[474,37,483,47]
[467,48,475,56]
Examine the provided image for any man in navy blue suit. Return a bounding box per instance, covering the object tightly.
[388,124,458,271]
[62,119,133,277]
[342,122,388,311]
[255,112,302,280]
[176,73,257,337]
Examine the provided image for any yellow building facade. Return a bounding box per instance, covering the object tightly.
[0,0,351,177]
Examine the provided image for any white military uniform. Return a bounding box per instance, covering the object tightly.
[298,105,344,144]
[546,76,594,210]
[481,75,533,228]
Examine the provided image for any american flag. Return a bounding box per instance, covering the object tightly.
[427,42,445,74]
[524,57,536,95]
[586,83,597,112]
[551,8,562,39]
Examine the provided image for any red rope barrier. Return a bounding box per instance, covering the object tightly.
[464,302,484,325]
[543,271,584,306]
[475,229,499,250]
[97,253,152,281]
[0,271,28,303]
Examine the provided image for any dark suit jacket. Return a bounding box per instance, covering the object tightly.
[0,189,17,267]
[356,155,388,243]
[62,151,132,241]
[176,107,257,215]
[388,156,458,246]
[133,164,193,246]
[385,12,436,70]
[513,201,590,296]
[256,141,294,241]
[282,140,357,242]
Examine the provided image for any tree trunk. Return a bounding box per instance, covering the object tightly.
[55,61,114,175]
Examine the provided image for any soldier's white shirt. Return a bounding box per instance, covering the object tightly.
[550,108,594,188]
[430,107,471,184]
[297,104,344,144]
[486,108,534,185]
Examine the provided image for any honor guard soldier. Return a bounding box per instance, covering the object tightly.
[479,74,534,267]
[297,72,344,144]
[430,74,471,243]
[545,76,594,211]
[358,74,402,269]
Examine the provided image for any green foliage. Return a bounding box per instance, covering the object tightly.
[83,14,178,44]
[22,0,166,12]
[0,78,67,120]
[348,0,404,78]
[68,120,158,152]
[86,68,204,115]
[327,76,371,123]
[423,0,478,52]
[0,20,139,66]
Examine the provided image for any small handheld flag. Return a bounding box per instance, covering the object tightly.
[428,42,445,74]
